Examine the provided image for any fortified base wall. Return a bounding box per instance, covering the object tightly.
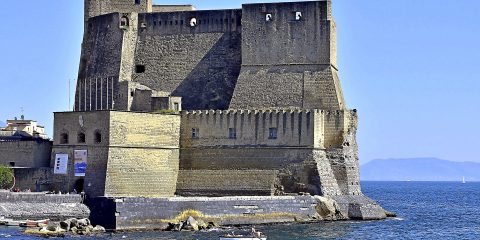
[0,140,52,168]
[51,111,181,198]
[176,170,279,197]
[229,1,344,110]
[133,10,242,110]
[178,109,361,196]
[0,192,89,221]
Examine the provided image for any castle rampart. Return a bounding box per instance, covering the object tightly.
[51,0,389,229]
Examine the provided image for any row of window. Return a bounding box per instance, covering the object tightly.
[191,128,278,139]
[60,131,102,144]
[266,11,303,22]
[120,11,304,28]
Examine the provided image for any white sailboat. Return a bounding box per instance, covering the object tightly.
[462,176,466,184]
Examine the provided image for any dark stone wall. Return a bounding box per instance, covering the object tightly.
[240,1,332,66]
[85,0,152,26]
[0,140,52,168]
[133,10,242,110]
[176,170,278,197]
[89,196,318,230]
[0,192,89,221]
[229,1,345,110]
[75,13,123,111]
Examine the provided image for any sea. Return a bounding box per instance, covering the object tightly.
[0,181,478,240]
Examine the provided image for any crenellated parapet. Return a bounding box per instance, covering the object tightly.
[181,109,357,149]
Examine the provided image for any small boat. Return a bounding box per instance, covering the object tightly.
[19,219,50,228]
[220,228,267,240]
[0,219,12,225]
[6,221,24,227]
[462,176,466,184]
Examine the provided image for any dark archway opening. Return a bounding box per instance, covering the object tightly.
[74,179,85,193]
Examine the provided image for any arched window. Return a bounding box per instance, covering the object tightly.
[120,16,130,27]
[189,18,197,27]
[60,133,69,144]
[77,132,86,144]
[266,14,273,22]
[94,130,102,144]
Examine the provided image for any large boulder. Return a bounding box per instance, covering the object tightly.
[332,195,387,220]
[313,196,339,220]
[76,218,90,228]
[183,216,199,231]
[60,218,78,231]
[92,225,106,233]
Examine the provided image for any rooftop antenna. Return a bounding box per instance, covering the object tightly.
[69,78,71,111]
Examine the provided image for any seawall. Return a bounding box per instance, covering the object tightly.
[0,192,90,221]
[88,194,387,230]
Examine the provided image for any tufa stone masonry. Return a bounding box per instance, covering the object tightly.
[48,0,388,229]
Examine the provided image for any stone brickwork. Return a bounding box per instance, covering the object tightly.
[176,170,279,196]
[51,111,181,198]
[77,1,346,112]
[85,0,152,27]
[133,9,242,110]
[0,192,89,221]
[181,110,317,148]
[178,109,359,197]
[152,5,195,12]
[229,1,344,110]
[55,1,388,229]
[13,168,52,192]
[0,140,52,168]
[89,195,319,230]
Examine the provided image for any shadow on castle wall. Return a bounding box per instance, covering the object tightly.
[172,32,242,110]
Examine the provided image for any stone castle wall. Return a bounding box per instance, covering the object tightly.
[104,112,180,198]
[85,0,152,26]
[177,109,358,197]
[180,110,317,148]
[229,1,345,110]
[76,13,123,112]
[133,10,242,110]
[176,170,278,197]
[0,140,52,168]
[51,111,181,198]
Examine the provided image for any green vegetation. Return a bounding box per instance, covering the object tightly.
[0,166,13,189]
[154,109,178,114]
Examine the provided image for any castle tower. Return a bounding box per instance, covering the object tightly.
[229,0,345,110]
[84,0,152,25]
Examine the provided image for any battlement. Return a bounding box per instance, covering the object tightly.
[181,109,357,149]
[138,9,242,35]
[183,109,356,116]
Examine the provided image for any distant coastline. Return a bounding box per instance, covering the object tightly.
[361,158,480,182]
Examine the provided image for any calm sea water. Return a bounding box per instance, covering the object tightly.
[1,181,479,240]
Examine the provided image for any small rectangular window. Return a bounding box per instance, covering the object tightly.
[135,65,145,73]
[269,128,278,139]
[135,0,141,5]
[173,103,179,111]
[192,128,199,139]
[295,11,303,21]
[228,128,237,139]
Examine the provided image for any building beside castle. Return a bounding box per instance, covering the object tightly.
[46,0,387,228]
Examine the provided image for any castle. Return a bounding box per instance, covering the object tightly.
[48,0,387,229]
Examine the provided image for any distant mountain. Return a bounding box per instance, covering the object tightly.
[361,158,480,182]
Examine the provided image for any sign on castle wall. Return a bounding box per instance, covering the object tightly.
[54,154,69,175]
[74,150,88,177]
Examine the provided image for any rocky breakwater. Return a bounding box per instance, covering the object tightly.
[0,192,90,221]
[25,218,106,237]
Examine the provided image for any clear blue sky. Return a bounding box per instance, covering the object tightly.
[1,0,479,163]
